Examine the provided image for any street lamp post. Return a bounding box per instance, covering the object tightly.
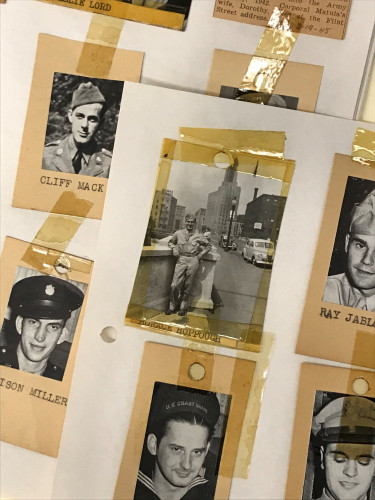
[225,197,237,252]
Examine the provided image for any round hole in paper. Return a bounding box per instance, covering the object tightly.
[214,152,231,169]
[54,256,70,274]
[188,362,205,381]
[352,377,369,395]
[100,326,118,343]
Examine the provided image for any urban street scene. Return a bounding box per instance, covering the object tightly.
[130,161,286,338]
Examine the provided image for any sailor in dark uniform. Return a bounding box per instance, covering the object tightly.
[42,81,112,178]
[135,385,220,499]
[311,396,375,500]
[0,275,84,381]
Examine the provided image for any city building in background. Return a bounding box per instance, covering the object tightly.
[242,194,286,241]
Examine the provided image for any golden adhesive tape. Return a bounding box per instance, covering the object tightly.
[179,128,286,159]
[77,14,124,78]
[238,7,300,95]
[182,335,273,479]
[351,127,375,167]
[22,192,93,273]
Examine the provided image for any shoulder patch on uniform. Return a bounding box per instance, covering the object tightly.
[45,139,61,147]
[101,148,112,157]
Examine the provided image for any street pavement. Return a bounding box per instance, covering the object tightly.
[209,236,271,324]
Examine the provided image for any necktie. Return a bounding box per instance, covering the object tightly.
[72,151,83,174]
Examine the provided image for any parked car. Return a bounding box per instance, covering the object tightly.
[241,238,274,266]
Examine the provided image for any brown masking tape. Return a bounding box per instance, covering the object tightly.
[180,335,273,479]
[237,7,300,97]
[22,192,93,274]
[351,330,375,371]
[77,14,124,78]
[351,127,375,167]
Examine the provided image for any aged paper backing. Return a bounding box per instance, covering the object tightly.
[286,363,375,499]
[207,49,323,113]
[0,237,92,456]
[296,154,375,369]
[12,34,143,219]
[113,342,255,499]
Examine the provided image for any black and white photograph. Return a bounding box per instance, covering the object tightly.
[302,391,375,500]
[119,0,192,19]
[131,160,285,336]
[219,86,299,110]
[42,73,124,179]
[323,176,375,312]
[134,382,231,500]
[0,266,87,381]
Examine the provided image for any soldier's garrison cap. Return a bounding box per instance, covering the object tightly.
[150,384,220,430]
[350,188,375,235]
[312,396,375,444]
[9,275,84,321]
[71,82,106,111]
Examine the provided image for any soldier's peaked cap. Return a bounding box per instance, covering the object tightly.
[71,82,106,111]
[312,396,375,444]
[150,384,220,430]
[350,188,375,235]
[9,275,84,321]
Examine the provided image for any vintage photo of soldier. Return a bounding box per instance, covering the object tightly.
[134,382,231,500]
[135,160,284,331]
[0,266,86,381]
[42,73,124,178]
[302,391,375,500]
[323,177,375,312]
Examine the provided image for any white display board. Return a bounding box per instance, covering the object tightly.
[1,0,374,497]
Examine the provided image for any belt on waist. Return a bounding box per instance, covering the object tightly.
[180,253,198,257]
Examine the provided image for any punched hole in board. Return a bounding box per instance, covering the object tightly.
[214,152,231,169]
[54,256,70,274]
[188,362,205,381]
[100,326,118,343]
[352,377,369,395]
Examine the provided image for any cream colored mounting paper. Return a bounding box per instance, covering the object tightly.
[286,363,375,499]
[213,0,352,40]
[113,342,255,499]
[0,237,92,456]
[126,138,294,351]
[37,0,186,30]
[296,154,375,369]
[12,33,143,219]
[207,49,323,113]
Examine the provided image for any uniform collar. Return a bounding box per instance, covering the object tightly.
[68,134,97,163]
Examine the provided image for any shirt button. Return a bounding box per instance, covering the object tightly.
[1,348,6,353]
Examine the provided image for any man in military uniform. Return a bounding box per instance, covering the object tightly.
[323,189,375,311]
[42,81,112,178]
[166,214,212,316]
[134,385,220,500]
[311,396,375,500]
[0,275,84,381]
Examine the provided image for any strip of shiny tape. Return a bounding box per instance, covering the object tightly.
[179,128,286,159]
[237,7,300,95]
[181,335,273,479]
[351,127,375,167]
[76,14,124,78]
[22,192,93,274]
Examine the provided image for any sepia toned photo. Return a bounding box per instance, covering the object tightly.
[127,155,291,347]
[42,73,124,179]
[0,266,87,381]
[302,391,375,500]
[323,177,375,312]
[119,0,192,19]
[134,382,231,499]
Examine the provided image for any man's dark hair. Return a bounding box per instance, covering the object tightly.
[151,411,215,444]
